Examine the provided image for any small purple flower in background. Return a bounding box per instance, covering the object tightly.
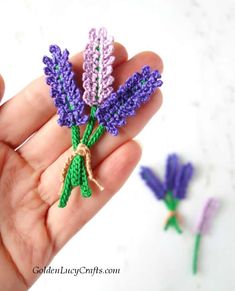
[174,163,193,199]
[164,154,179,191]
[193,198,220,274]
[196,198,219,235]
[96,66,162,135]
[140,167,165,200]
[43,45,88,127]
[140,154,194,233]
[82,27,115,106]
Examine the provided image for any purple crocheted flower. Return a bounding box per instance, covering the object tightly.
[96,66,163,135]
[173,163,194,199]
[43,45,88,127]
[165,154,180,192]
[82,27,115,106]
[140,166,165,199]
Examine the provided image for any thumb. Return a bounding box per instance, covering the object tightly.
[0,74,5,103]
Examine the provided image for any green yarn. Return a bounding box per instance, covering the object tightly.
[71,126,80,150]
[59,106,101,207]
[193,233,201,274]
[70,155,82,187]
[87,125,106,148]
[81,106,97,145]
[164,192,182,234]
[164,215,182,234]
[59,170,72,208]
[80,158,92,198]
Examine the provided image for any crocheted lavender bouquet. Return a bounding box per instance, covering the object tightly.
[43,28,163,208]
[140,154,194,233]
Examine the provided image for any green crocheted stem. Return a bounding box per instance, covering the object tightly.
[71,125,80,150]
[58,155,89,207]
[77,106,98,197]
[58,127,82,207]
[70,155,82,187]
[58,107,101,207]
[80,158,92,198]
[164,215,182,234]
[164,191,179,210]
[87,125,106,148]
[164,192,182,234]
[81,106,97,145]
[59,170,72,208]
[193,233,201,274]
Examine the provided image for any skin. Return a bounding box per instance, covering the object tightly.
[0,43,163,290]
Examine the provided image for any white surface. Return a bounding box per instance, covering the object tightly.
[0,0,235,290]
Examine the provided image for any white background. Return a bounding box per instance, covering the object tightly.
[0,0,235,290]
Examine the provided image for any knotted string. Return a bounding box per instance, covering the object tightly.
[164,210,182,233]
[61,143,104,191]
[165,210,181,224]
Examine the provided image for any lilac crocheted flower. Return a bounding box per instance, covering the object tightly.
[43,45,88,127]
[165,154,180,192]
[196,198,220,234]
[173,163,194,199]
[82,27,115,106]
[96,66,163,135]
[140,166,165,199]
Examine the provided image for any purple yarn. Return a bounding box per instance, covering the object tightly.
[196,198,220,234]
[140,166,165,199]
[82,28,115,106]
[43,45,88,127]
[164,154,180,192]
[173,163,194,199]
[96,66,163,135]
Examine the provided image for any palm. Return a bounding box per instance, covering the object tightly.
[0,43,162,290]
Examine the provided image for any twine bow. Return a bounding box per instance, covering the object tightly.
[61,143,104,191]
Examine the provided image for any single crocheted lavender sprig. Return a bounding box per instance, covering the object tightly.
[96,66,162,135]
[140,154,194,233]
[83,27,115,106]
[193,198,220,274]
[43,45,88,127]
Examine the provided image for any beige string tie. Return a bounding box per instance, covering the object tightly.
[61,143,104,191]
[165,211,181,224]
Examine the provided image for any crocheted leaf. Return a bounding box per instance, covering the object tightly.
[82,27,115,106]
[96,66,163,135]
[164,153,180,192]
[173,163,194,199]
[140,166,165,199]
[43,45,88,127]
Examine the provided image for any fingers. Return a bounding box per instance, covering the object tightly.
[36,90,161,206]
[0,43,128,149]
[0,74,5,102]
[18,51,163,171]
[46,140,141,252]
[114,51,163,86]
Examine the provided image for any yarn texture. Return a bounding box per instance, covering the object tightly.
[43,27,163,207]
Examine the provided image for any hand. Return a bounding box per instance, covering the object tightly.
[0,43,163,290]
